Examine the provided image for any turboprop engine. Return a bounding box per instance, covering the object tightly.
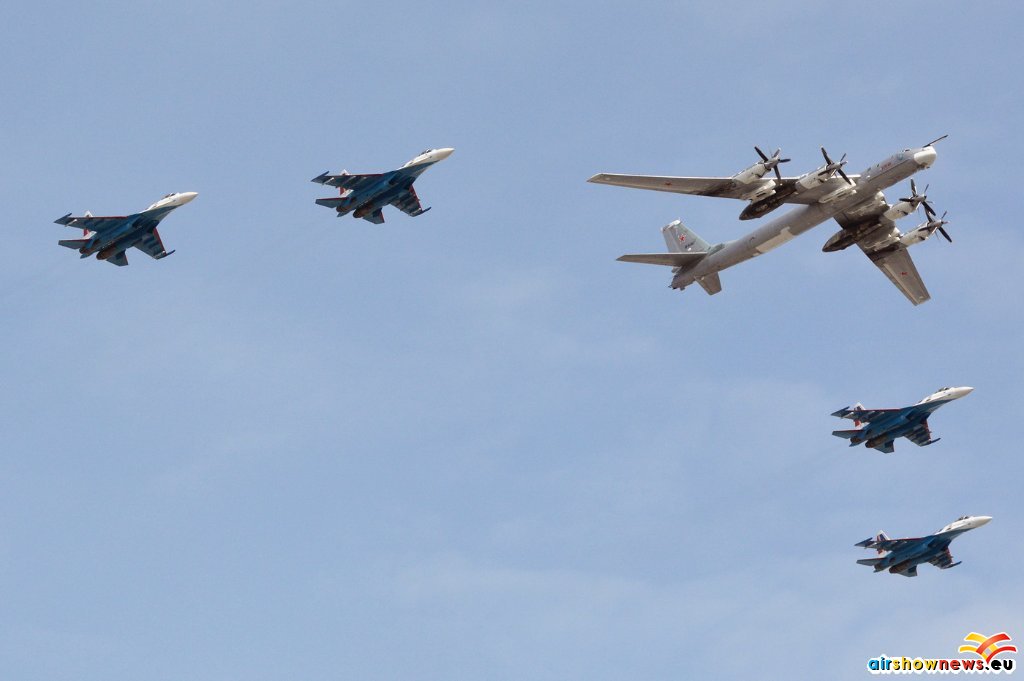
[735,147,792,220]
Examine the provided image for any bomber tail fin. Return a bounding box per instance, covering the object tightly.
[662,219,712,254]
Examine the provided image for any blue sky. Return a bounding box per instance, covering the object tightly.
[1,2,1022,679]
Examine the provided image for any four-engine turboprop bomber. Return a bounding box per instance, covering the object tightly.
[311,148,454,224]
[54,192,198,266]
[855,515,991,577]
[591,137,950,304]
[831,386,973,454]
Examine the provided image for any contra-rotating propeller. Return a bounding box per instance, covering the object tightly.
[820,147,853,185]
[925,210,952,243]
[754,146,791,180]
[900,179,937,219]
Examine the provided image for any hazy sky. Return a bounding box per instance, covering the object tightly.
[1,2,1022,679]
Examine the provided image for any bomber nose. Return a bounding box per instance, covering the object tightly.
[913,147,937,168]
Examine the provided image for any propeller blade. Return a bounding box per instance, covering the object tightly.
[922,201,936,218]
[837,167,853,185]
[754,146,769,162]
[773,165,782,181]
[821,147,832,164]
[938,226,952,242]
[910,179,917,195]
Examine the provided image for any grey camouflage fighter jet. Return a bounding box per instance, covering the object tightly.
[590,137,951,304]
[312,148,454,224]
[856,515,991,577]
[831,386,973,454]
[54,192,197,266]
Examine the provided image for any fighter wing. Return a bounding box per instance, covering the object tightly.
[389,186,430,216]
[928,548,960,569]
[866,247,931,306]
[831,406,902,423]
[133,228,174,260]
[587,173,859,203]
[856,536,923,553]
[903,421,935,447]
[311,171,385,191]
[54,213,131,234]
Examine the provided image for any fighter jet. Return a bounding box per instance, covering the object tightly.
[311,148,454,224]
[856,515,991,577]
[54,192,198,266]
[831,386,973,454]
[591,137,951,304]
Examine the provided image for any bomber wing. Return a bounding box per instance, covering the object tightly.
[831,199,931,305]
[312,171,386,192]
[55,213,131,234]
[867,247,931,305]
[133,228,174,259]
[587,173,858,204]
[389,186,430,217]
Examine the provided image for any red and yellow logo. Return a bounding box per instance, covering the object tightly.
[959,632,1018,664]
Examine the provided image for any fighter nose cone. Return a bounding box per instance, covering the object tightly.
[434,147,454,160]
[914,147,937,168]
[974,515,992,526]
[952,386,974,399]
[178,192,199,204]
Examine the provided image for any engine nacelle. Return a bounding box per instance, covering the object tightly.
[822,229,853,252]
[796,170,830,190]
[883,201,915,222]
[738,179,777,202]
[732,165,766,185]
[900,224,933,247]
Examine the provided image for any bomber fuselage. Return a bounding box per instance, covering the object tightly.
[670,146,937,291]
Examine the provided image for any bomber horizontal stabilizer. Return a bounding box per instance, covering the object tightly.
[696,272,722,295]
[617,252,707,267]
